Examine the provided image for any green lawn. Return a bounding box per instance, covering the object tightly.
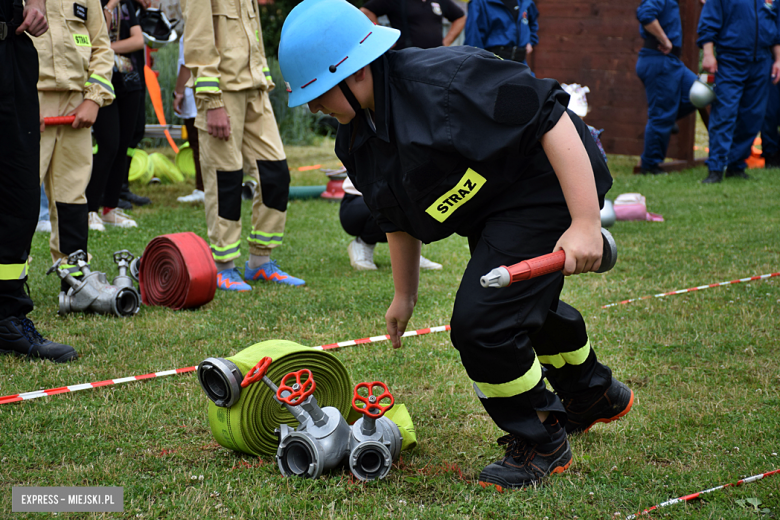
[1,138,779,519]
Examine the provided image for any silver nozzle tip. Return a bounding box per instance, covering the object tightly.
[480,267,511,288]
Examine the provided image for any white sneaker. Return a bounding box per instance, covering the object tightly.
[101,208,138,228]
[88,211,106,232]
[419,255,442,270]
[35,220,52,233]
[347,238,377,270]
[177,189,205,203]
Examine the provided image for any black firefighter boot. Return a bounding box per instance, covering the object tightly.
[561,377,634,434]
[478,415,572,492]
[702,169,724,184]
[0,316,78,363]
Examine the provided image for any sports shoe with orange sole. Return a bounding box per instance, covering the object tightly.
[244,260,305,287]
[216,268,251,292]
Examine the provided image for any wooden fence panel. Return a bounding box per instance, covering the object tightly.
[528,0,702,162]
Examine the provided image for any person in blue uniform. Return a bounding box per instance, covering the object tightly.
[636,0,698,175]
[464,0,538,66]
[279,0,633,491]
[0,0,78,362]
[760,82,780,167]
[698,0,780,183]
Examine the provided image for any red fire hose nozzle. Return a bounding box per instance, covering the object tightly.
[43,116,76,126]
[480,228,617,288]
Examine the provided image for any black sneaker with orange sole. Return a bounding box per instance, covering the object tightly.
[562,377,634,434]
[478,419,572,492]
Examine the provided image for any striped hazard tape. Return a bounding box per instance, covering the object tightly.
[602,272,779,309]
[0,367,197,405]
[625,468,780,519]
[0,324,450,405]
[315,325,450,350]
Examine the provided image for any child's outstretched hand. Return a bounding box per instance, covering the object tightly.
[553,220,602,275]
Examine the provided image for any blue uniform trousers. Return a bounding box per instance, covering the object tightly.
[707,53,773,172]
[761,82,780,157]
[636,51,698,170]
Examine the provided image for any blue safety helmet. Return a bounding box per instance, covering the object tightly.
[279,0,400,108]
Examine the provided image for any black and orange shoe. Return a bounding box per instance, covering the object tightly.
[562,377,634,434]
[478,419,572,492]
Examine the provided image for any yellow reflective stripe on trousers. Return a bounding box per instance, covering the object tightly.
[86,74,115,96]
[211,241,241,261]
[537,340,592,370]
[472,357,542,398]
[0,261,28,280]
[195,77,220,93]
[248,231,283,247]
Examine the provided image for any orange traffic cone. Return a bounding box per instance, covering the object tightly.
[745,136,765,169]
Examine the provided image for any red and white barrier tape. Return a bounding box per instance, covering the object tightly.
[0,324,450,405]
[602,272,779,309]
[625,468,780,519]
[0,367,197,405]
[314,325,450,350]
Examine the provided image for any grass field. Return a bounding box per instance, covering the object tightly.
[1,138,779,519]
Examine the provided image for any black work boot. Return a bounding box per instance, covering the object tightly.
[561,377,634,435]
[0,316,78,363]
[702,170,724,184]
[120,182,151,207]
[725,168,750,179]
[478,417,572,491]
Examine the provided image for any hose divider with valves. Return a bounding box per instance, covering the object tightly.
[46,250,141,317]
[238,357,402,481]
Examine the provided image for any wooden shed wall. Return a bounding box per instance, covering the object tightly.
[528,0,701,160]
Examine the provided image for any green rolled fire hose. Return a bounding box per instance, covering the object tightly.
[206,339,417,457]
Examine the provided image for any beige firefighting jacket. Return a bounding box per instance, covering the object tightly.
[182,0,274,112]
[33,0,115,107]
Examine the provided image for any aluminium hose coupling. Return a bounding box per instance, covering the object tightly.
[47,250,140,317]
[347,381,402,481]
[197,357,243,408]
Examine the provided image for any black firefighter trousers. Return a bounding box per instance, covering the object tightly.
[0,29,39,319]
[450,202,613,444]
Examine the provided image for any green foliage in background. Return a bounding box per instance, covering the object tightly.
[258,0,366,60]
[143,40,333,149]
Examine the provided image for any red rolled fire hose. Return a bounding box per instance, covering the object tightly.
[138,232,217,310]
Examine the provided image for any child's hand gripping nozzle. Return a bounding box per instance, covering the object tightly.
[241,358,352,480]
[480,228,618,288]
[348,381,402,481]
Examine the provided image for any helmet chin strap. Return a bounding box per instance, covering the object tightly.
[338,80,364,118]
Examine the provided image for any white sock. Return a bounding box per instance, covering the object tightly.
[249,254,270,269]
[216,260,235,272]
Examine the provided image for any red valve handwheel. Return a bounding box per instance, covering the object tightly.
[240,356,272,388]
[276,369,315,405]
[352,381,394,419]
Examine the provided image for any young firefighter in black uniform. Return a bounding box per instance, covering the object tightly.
[0,0,78,362]
[279,0,634,490]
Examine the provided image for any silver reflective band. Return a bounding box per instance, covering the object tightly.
[13,487,123,513]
